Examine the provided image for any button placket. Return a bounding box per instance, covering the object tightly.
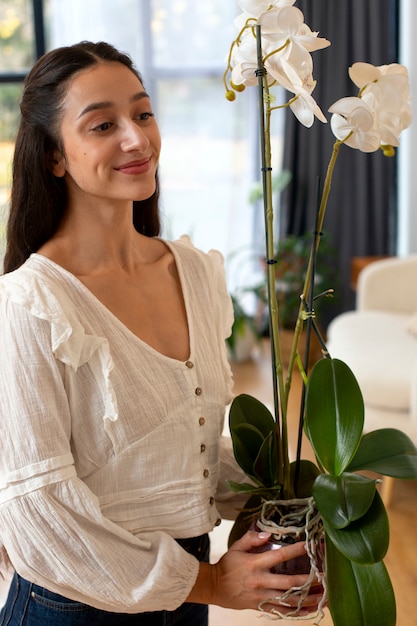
[184,360,212,507]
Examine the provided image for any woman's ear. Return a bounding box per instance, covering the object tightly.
[48,151,66,177]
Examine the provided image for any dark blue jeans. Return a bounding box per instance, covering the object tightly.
[0,536,209,626]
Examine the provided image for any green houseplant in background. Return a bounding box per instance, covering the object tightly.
[223,1,417,624]
[226,293,261,362]
[254,232,338,331]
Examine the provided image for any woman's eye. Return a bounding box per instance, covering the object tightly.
[137,112,154,121]
[92,121,112,132]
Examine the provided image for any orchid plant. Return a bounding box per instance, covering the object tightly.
[223,2,417,625]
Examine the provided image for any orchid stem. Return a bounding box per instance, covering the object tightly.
[255,25,290,496]
[294,177,322,490]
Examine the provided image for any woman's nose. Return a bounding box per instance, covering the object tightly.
[120,121,150,152]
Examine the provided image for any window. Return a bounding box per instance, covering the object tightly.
[0,0,44,260]
[0,0,38,74]
[0,83,21,260]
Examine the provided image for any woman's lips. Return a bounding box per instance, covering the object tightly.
[115,158,151,175]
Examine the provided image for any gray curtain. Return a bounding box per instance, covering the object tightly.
[281,0,399,319]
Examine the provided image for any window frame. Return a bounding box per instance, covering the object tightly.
[0,0,46,84]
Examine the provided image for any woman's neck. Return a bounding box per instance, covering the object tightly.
[36,201,159,276]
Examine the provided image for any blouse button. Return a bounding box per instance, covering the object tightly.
[195,387,202,396]
[200,443,206,453]
[185,360,194,369]
[199,417,205,426]
[215,518,222,527]
[203,469,209,478]
[209,497,215,506]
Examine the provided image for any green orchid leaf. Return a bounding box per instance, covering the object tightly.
[226,481,283,502]
[228,494,263,547]
[233,423,266,457]
[322,490,389,564]
[225,481,267,494]
[312,473,377,529]
[229,394,279,485]
[290,460,321,497]
[229,394,276,438]
[305,358,364,475]
[253,430,277,487]
[325,535,396,626]
[347,428,417,478]
[230,423,266,480]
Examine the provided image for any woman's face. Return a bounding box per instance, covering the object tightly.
[53,61,161,208]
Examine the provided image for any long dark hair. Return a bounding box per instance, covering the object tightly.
[4,41,161,274]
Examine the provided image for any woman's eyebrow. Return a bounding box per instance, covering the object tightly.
[78,91,151,118]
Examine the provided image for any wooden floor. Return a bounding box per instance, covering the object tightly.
[209,339,417,626]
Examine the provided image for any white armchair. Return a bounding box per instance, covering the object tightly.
[326,255,417,503]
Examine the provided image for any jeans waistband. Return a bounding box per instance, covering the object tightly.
[175,533,209,561]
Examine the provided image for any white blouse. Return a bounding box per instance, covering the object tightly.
[0,236,245,613]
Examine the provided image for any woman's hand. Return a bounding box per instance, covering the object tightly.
[187,530,323,614]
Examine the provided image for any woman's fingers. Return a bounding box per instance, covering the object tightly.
[208,530,324,612]
[231,530,311,579]
[229,529,273,551]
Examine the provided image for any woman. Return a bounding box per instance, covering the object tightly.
[0,42,320,624]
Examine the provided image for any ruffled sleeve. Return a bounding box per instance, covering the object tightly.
[207,245,235,407]
[206,247,234,342]
[176,235,234,340]
[1,265,118,424]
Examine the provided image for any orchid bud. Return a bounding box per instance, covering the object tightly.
[381,144,395,157]
[231,81,245,93]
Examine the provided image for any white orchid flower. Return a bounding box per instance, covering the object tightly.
[329,97,381,152]
[292,20,331,52]
[237,0,296,19]
[226,0,331,129]
[349,61,408,89]
[270,58,327,127]
[350,63,411,124]
[259,6,330,53]
[233,12,257,31]
[347,62,412,147]
[266,39,313,82]
[230,62,255,87]
[361,90,407,147]
[230,28,277,87]
[259,5,304,39]
[234,8,307,81]
[230,29,258,86]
